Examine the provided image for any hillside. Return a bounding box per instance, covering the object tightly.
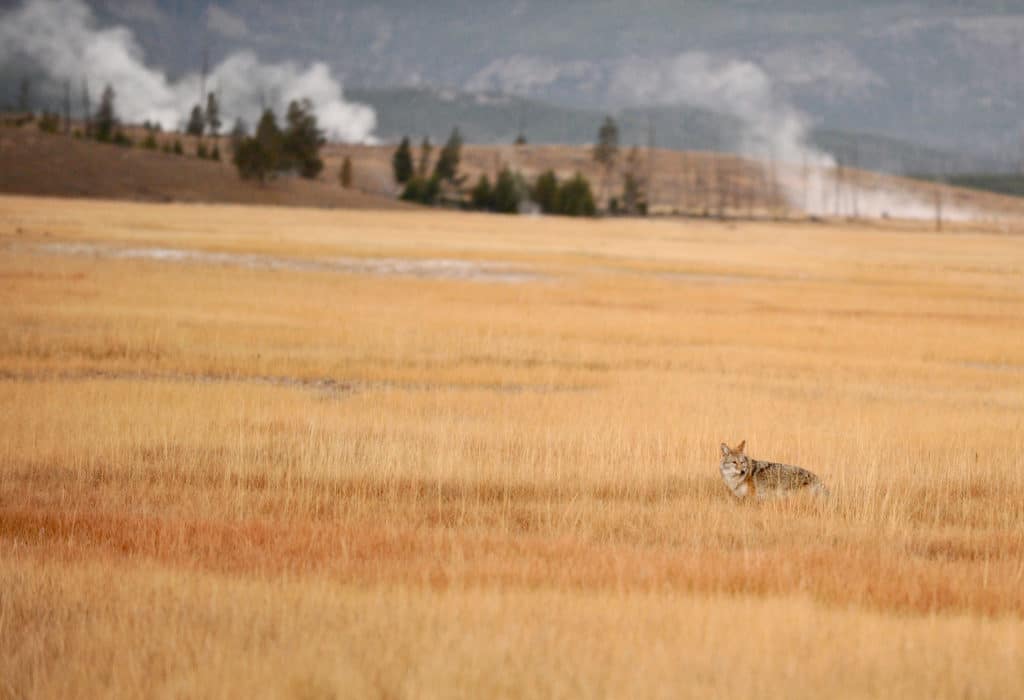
[324,142,1024,222]
[348,86,1002,177]
[913,173,1024,199]
[5,120,1024,223]
[0,126,405,210]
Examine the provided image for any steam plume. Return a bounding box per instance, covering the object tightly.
[0,0,377,142]
[612,52,974,220]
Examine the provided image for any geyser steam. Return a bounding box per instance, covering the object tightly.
[0,0,377,143]
[611,52,974,221]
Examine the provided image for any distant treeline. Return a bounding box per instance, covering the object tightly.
[391,116,648,217]
[7,75,357,189]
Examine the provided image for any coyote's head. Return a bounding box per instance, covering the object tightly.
[719,441,751,492]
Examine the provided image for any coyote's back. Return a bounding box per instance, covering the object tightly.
[719,441,828,500]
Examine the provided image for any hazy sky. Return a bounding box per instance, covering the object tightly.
[5,0,1024,157]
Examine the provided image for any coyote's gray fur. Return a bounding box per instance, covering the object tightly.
[719,441,828,500]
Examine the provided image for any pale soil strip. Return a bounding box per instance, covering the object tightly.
[5,240,545,283]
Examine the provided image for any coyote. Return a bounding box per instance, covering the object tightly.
[719,441,828,500]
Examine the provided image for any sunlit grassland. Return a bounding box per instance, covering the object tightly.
[1,195,1023,698]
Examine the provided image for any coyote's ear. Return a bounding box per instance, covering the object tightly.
[736,440,746,453]
[720,443,731,457]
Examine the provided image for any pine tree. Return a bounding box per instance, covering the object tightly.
[433,127,463,183]
[233,109,284,182]
[593,116,619,208]
[282,99,324,178]
[233,138,270,181]
[622,146,646,214]
[401,175,441,205]
[532,170,559,214]
[470,174,493,211]
[340,156,353,188]
[186,104,205,137]
[229,118,248,155]
[205,92,221,137]
[558,173,597,217]
[94,84,117,142]
[492,169,521,214]
[392,136,414,184]
[593,116,619,169]
[254,108,283,171]
[417,137,433,178]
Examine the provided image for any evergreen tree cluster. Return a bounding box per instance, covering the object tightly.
[387,121,606,215]
[532,170,597,216]
[550,173,598,216]
[467,168,596,216]
[397,128,464,205]
[185,93,223,138]
[92,84,130,146]
[232,100,324,182]
[391,127,597,217]
[468,169,523,214]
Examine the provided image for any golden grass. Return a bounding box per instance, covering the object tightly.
[2,195,1023,698]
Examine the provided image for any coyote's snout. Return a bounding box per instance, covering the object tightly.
[719,441,828,500]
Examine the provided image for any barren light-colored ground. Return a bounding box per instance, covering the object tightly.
[2,195,1023,699]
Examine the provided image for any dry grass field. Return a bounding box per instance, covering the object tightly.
[1,194,1023,698]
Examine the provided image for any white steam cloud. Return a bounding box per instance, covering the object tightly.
[612,52,976,221]
[0,0,377,143]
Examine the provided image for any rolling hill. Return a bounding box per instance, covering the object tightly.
[5,117,1024,225]
[0,124,405,210]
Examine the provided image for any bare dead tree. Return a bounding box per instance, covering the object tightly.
[749,172,757,218]
[676,151,687,214]
[646,114,656,212]
[699,158,712,217]
[81,79,91,137]
[768,148,782,219]
[801,152,810,218]
[821,161,830,216]
[715,158,728,218]
[63,80,71,134]
[1018,125,1024,175]
[199,45,209,111]
[851,142,860,219]
[834,156,843,218]
[18,76,31,113]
